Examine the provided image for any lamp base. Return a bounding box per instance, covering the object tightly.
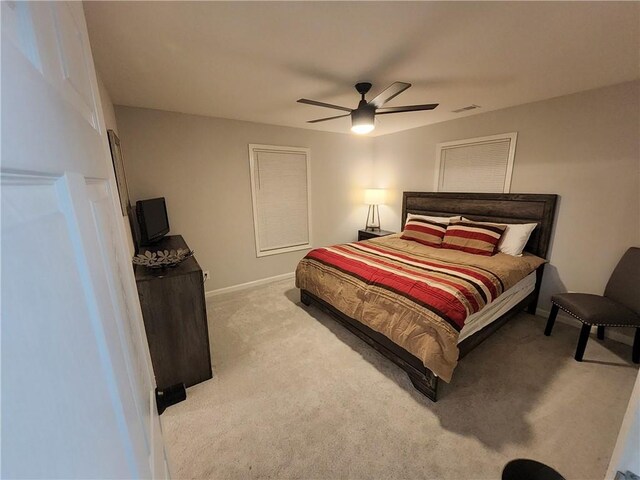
[365,205,381,231]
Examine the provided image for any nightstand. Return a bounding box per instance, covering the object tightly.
[358,229,395,241]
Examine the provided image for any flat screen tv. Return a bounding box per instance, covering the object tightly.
[136,197,170,245]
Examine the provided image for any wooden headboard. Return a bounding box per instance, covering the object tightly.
[401,192,558,259]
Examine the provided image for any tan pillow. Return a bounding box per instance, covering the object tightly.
[406,213,462,226]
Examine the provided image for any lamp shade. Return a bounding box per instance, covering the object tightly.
[364,188,385,205]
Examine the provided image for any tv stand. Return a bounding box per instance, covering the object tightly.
[134,235,212,389]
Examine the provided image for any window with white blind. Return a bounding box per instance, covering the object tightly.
[249,144,311,257]
[434,132,518,193]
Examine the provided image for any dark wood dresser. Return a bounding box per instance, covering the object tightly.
[134,235,212,389]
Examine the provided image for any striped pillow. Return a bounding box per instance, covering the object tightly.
[442,221,507,256]
[401,218,447,247]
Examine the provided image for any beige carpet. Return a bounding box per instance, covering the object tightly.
[161,279,638,480]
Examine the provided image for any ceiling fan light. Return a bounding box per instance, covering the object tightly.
[351,107,375,135]
[351,123,375,135]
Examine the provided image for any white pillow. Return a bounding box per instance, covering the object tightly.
[406,213,462,225]
[461,217,537,256]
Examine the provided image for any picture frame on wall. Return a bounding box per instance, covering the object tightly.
[107,129,131,216]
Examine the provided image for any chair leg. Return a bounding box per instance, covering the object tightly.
[545,304,559,336]
[597,326,605,340]
[575,324,591,362]
[633,328,640,364]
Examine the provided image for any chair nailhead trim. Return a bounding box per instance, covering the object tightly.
[551,301,640,328]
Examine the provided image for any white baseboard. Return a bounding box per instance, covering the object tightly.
[205,272,295,298]
[536,306,634,347]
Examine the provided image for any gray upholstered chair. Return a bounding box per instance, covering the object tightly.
[544,247,640,363]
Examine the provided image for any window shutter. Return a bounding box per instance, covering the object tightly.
[249,145,311,257]
[435,133,517,193]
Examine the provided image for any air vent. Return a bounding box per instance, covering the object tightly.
[452,104,481,113]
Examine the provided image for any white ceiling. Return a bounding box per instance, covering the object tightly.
[84,1,640,137]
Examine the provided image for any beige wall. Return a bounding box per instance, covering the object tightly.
[373,81,640,315]
[116,81,639,314]
[97,74,137,256]
[115,106,373,291]
[97,74,118,134]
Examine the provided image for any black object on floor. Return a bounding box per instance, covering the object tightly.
[156,383,187,415]
[502,459,565,480]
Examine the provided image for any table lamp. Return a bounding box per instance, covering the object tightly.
[364,188,385,231]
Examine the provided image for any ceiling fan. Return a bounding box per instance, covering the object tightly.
[298,82,438,134]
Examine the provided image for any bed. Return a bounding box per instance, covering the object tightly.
[296,192,558,401]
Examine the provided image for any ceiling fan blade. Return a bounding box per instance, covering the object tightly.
[307,113,351,124]
[369,82,411,108]
[297,98,352,112]
[376,103,439,114]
